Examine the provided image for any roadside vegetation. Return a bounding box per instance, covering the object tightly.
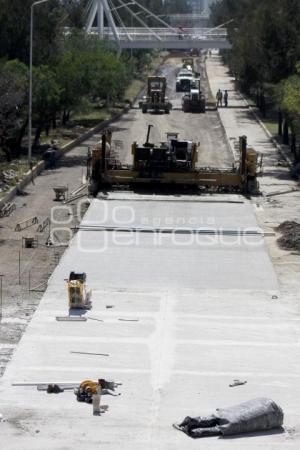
[211,0,300,164]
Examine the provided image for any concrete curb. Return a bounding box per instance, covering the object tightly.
[205,57,237,161]
[237,92,293,167]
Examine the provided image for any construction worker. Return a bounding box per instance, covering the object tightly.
[216,89,223,107]
[224,90,229,107]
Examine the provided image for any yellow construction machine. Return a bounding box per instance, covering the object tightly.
[67,272,92,310]
[75,379,121,403]
[139,77,172,114]
[87,129,260,196]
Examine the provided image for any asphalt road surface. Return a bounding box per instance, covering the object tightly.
[109,55,234,168]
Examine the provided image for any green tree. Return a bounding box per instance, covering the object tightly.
[0,60,28,160]
[0,0,65,65]
[32,65,61,145]
[91,49,130,105]
[213,0,300,85]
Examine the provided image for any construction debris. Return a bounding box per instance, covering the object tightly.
[276,221,300,251]
[174,398,284,438]
[229,379,247,387]
[0,202,16,218]
[56,316,87,322]
[63,191,87,204]
[118,318,139,322]
[53,186,68,201]
[15,216,38,232]
[37,383,78,391]
[22,236,38,249]
[37,217,50,232]
[70,351,109,357]
[266,188,299,197]
[47,384,64,394]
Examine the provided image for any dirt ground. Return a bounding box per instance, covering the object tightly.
[276,221,300,252]
[0,141,97,375]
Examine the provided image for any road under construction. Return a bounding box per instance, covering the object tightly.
[0,53,300,449]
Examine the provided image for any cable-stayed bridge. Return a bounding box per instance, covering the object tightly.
[85,0,231,50]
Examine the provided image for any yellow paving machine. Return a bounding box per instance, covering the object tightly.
[88,129,260,196]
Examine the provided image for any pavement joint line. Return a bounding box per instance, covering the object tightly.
[12,371,300,381]
[78,226,271,236]
[176,340,300,347]
[175,370,300,378]
[98,197,245,204]
[14,367,150,373]
[24,336,297,346]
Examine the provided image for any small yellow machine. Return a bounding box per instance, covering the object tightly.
[67,272,92,310]
[75,379,121,403]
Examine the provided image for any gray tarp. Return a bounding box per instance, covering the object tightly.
[174,398,284,438]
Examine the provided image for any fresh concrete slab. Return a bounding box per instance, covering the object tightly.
[1,197,299,450]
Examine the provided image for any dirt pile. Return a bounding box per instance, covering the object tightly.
[276,221,300,251]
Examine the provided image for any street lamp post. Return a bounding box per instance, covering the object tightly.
[28,0,50,168]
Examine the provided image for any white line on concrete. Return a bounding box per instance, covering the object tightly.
[175,370,300,378]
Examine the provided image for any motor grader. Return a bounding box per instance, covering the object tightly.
[139,76,172,114]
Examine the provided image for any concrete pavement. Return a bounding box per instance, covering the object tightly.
[2,195,300,449]
[0,56,300,449]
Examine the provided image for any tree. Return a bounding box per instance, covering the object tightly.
[55,33,131,122]
[0,60,28,161]
[32,65,61,145]
[0,0,65,65]
[91,49,130,105]
[61,0,88,28]
[210,0,300,88]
